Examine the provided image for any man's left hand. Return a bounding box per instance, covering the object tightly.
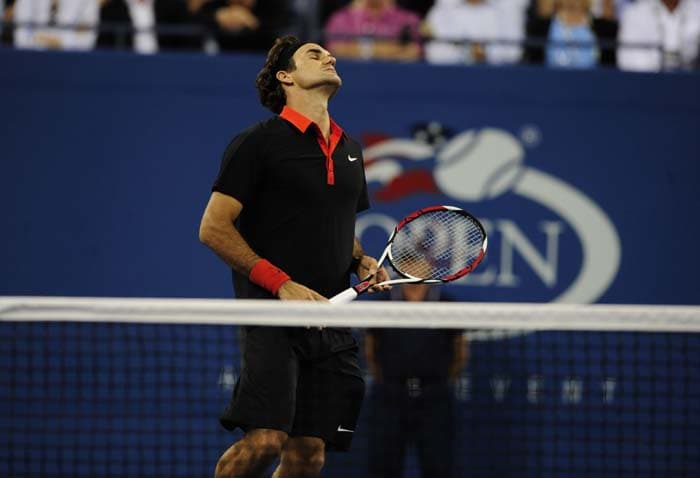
[356,256,391,293]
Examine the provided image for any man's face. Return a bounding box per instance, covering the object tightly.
[288,43,342,91]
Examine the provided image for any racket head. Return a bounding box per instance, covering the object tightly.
[386,205,487,283]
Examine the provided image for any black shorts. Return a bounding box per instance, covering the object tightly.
[220,326,365,452]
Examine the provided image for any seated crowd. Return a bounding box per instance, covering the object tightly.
[1,0,699,72]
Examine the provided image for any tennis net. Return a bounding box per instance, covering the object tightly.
[1,296,699,478]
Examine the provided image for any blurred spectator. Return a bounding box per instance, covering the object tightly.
[287,0,322,43]
[1,0,12,46]
[525,0,618,68]
[491,0,529,64]
[98,0,156,53]
[1,0,5,40]
[97,0,202,54]
[617,0,700,72]
[14,0,99,50]
[156,0,205,50]
[397,0,433,17]
[589,0,632,18]
[535,0,630,17]
[324,0,421,62]
[196,0,291,53]
[364,283,467,478]
[423,0,517,65]
[320,0,349,30]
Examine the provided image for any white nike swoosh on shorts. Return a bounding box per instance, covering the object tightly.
[348,155,358,162]
[337,426,354,433]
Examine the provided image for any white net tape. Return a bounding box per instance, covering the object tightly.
[1,296,699,332]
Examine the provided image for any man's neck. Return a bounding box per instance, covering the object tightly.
[286,92,332,140]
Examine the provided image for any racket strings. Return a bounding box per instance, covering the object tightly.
[391,210,485,280]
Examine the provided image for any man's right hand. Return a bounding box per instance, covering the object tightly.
[277,281,328,301]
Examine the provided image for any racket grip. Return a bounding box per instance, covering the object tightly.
[329,287,359,304]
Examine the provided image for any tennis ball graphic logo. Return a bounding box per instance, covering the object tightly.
[434,128,524,201]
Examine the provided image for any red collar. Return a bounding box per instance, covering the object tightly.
[279,105,344,137]
[279,106,344,185]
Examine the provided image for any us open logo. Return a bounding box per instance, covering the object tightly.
[356,124,621,304]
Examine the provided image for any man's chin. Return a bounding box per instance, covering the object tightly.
[319,78,342,96]
[327,75,342,87]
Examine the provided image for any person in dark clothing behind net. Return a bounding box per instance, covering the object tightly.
[364,283,468,478]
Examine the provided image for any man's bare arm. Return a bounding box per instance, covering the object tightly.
[199,191,326,300]
[199,192,259,275]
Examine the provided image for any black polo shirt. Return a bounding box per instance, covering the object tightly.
[212,106,370,299]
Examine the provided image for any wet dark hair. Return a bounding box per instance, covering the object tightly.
[256,36,303,114]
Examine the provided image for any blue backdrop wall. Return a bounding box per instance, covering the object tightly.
[2,49,699,478]
[1,48,699,304]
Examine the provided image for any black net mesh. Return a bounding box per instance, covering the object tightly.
[1,299,699,478]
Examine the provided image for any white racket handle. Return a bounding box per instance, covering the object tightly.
[329,288,359,304]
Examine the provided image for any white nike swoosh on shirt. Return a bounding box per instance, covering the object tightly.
[348,155,358,162]
[337,426,354,433]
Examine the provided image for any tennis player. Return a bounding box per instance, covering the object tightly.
[199,35,389,478]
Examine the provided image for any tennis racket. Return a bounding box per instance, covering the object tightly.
[330,205,488,304]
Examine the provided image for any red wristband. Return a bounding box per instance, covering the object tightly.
[249,259,291,295]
